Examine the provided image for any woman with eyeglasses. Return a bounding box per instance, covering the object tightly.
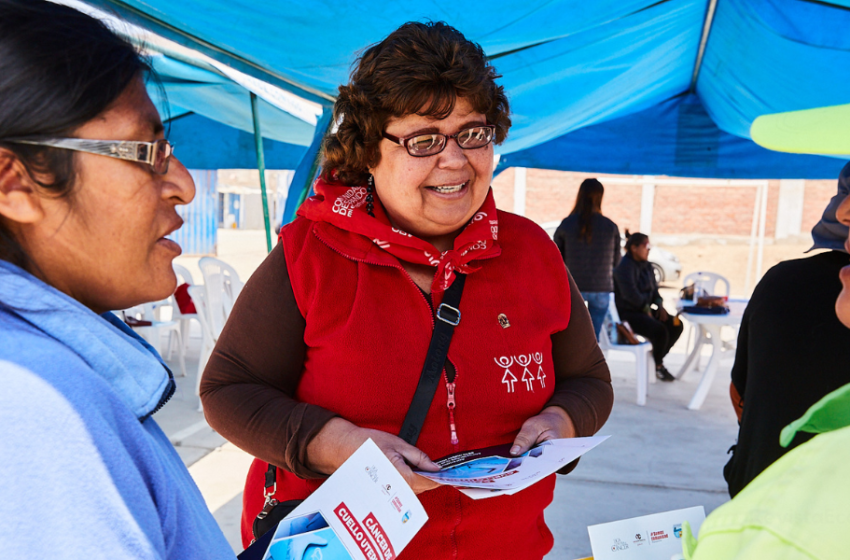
[201,22,613,558]
[0,1,233,558]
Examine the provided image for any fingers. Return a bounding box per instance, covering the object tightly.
[388,452,440,494]
[397,442,440,472]
[511,417,541,456]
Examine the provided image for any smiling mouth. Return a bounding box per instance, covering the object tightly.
[427,181,468,194]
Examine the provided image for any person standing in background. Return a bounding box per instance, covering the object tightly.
[554,178,621,339]
[723,163,850,497]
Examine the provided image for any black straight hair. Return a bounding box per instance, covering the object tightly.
[0,0,150,269]
[570,178,604,244]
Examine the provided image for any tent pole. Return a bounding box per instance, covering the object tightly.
[756,180,769,282]
[689,0,718,91]
[250,92,273,253]
[744,182,761,292]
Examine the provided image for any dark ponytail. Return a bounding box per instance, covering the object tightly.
[0,0,149,269]
[570,178,604,244]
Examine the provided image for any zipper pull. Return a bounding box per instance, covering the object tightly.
[446,382,458,445]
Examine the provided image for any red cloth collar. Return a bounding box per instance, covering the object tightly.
[297,177,501,292]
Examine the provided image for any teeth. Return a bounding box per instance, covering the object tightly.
[431,183,465,193]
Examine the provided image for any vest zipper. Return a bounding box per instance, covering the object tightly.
[446,379,458,445]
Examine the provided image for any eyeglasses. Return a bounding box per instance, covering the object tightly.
[382,125,495,157]
[3,137,174,174]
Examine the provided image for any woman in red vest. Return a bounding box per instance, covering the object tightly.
[201,21,613,559]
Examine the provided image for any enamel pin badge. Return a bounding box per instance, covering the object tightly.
[498,313,511,328]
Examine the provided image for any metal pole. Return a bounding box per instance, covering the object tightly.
[756,180,769,282]
[744,182,762,293]
[250,92,273,253]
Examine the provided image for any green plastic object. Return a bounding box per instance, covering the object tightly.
[750,104,850,156]
[780,382,850,448]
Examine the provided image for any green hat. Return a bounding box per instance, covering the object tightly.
[780,382,850,447]
[750,103,850,155]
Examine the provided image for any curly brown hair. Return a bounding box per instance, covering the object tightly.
[321,21,511,186]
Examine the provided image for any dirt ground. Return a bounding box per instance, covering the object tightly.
[655,241,827,298]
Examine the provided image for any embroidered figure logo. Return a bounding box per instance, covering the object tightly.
[498,314,510,328]
[516,354,534,392]
[495,353,548,393]
[495,356,517,393]
[532,352,546,388]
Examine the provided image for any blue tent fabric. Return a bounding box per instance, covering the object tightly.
[166,113,306,169]
[94,0,850,179]
[150,55,316,147]
[498,93,846,179]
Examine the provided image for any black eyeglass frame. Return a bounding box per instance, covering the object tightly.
[3,137,174,174]
[382,124,496,157]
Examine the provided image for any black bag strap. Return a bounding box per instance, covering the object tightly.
[261,273,466,498]
[398,272,466,445]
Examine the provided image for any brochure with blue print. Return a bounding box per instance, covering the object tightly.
[239,439,427,560]
[414,436,609,498]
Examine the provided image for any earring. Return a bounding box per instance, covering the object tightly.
[366,175,375,217]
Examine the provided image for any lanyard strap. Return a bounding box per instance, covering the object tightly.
[398,272,466,445]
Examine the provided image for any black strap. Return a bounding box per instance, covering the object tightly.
[398,272,466,445]
[262,272,466,497]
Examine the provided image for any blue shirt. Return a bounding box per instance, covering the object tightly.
[0,260,234,559]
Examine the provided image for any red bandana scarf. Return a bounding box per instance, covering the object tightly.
[298,177,501,293]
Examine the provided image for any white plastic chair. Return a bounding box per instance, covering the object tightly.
[681,271,733,363]
[598,293,654,406]
[188,285,217,411]
[123,303,186,377]
[198,257,244,336]
[172,263,199,354]
[682,271,730,300]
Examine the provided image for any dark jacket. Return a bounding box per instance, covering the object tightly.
[613,253,662,315]
[724,251,850,497]
[554,213,620,292]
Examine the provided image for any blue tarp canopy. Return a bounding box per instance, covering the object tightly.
[91,0,850,185]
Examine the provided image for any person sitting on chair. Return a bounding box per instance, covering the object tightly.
[613,232,683,381]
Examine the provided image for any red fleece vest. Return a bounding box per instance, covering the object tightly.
[242,211,572,559]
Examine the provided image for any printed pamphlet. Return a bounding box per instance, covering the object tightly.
[413,436,608,499]
[239,439,427,560]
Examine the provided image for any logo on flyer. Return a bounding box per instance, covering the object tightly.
[610,538,629,552]
[401,511,411,524]
[365,465,378,483]
[633,532,647,546]
[673,524,683,538]
[650,529,669,543]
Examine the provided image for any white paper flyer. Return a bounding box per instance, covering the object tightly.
[413,436,608,500]
[242,439,427,560]
[587,506,705,560]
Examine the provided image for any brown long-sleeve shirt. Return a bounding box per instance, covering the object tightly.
[200,243,613,478]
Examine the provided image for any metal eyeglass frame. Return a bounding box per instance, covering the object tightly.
[3,137,174,174]
[382,124,496,157]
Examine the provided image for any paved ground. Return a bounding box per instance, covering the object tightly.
[156,331,739,558]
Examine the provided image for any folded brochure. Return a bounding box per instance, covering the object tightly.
[239,438,427,560]
[413,436,608,500]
